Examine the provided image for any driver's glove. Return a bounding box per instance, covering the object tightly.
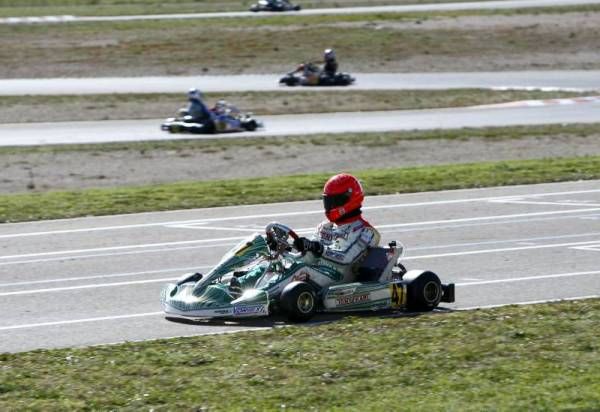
[294,237,323,256]
[266,233,278,250]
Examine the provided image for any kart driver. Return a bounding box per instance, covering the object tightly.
[184,88,213,124]
[322,48,338,78]
[233,173,380,293]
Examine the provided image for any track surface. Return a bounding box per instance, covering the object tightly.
[2,98,599,146]
[2,0,599,24]
[1,180,599,353]
[3,71,600,96]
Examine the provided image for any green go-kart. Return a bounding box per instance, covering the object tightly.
[161,222,455,322]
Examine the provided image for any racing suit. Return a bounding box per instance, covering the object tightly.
[186,98,213,123]
[322,59,338,78]
[234,217,379,296]
[300,217,380,286]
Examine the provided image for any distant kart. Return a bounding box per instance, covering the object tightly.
[250,0,301,12]
[161,102,263,134]
[161,222,455,322]
[279,63,355,86]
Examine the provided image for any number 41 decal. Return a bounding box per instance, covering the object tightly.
[390,283,406,308]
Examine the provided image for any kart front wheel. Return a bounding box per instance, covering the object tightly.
[243,119,258,131]
[280,281,316,322]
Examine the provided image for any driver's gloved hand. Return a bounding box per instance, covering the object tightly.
[266,234,278,251]
[294,237,323,256]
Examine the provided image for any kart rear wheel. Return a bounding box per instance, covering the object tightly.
[280,281,317,322]
[403,270,442,311]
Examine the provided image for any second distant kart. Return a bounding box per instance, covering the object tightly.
[250,0,301,12]
[280,62,355,86]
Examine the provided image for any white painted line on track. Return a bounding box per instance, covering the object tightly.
[165,224,264,232]
[571,244,600,252]
[2,211,600,264]
[0,277,177,297]
[456,269,600,286]
[0,265,209,288]
[404,239,600,260]
[378,213,600,234]
[458,295,600,311]
[0,243,235,267]
[488,199,600,207]
[4,0,600,25]
[4,293,599,332]
[0,236,244,261]
[2,187,600,239]
[375,207,600,230]
[407,231,600,251]
[0,312,164,332]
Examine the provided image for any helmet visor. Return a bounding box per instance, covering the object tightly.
[323,191,350,211]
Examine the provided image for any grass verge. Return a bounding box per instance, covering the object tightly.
[1,89,595,124]
[1,123,598,155]
[1,155,599,223]
[1,299,599,410]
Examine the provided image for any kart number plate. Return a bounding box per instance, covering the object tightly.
[390,283,406,308]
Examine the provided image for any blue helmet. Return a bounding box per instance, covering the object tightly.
[188,88,203,100]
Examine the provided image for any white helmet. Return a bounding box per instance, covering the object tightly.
[188,88,203,100]
[324,48,336,61]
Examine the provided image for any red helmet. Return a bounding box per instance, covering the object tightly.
[322,173,364,222]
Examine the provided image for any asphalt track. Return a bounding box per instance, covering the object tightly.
[3,71,600,96]
[1,97,599,146]
[1,180,599,353]
[2,0,600,24]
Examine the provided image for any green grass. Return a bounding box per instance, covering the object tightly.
[1,154,600,223]
[1,299,599,410]
[2,89,594,123]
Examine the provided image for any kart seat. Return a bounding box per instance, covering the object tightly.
[356,247,392,282]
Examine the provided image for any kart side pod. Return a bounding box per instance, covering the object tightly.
[323,270,454,313]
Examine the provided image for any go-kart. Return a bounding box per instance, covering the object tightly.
[250,0,301,12]
[161,222,455,322]
[279,63,355,87]
[161,102,263,134]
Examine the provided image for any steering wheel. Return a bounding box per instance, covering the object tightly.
[265,222,299,256]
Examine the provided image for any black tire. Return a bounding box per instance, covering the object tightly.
[243,119,257,131]
[403,271,443,311]
[279,75,298,86]
[280,281,317,322]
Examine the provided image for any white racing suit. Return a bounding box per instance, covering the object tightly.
[236,217,380,296]
[292,217,381,288]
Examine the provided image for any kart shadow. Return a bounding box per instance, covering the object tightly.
[165,306,454,328]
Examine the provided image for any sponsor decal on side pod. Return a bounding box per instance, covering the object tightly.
[390,282,406,308]
[336,293,370,306]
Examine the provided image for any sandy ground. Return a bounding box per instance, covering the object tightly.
[2,134,599,194]
[2,11,600,78]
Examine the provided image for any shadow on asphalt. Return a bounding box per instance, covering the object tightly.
[165,306,454,328]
